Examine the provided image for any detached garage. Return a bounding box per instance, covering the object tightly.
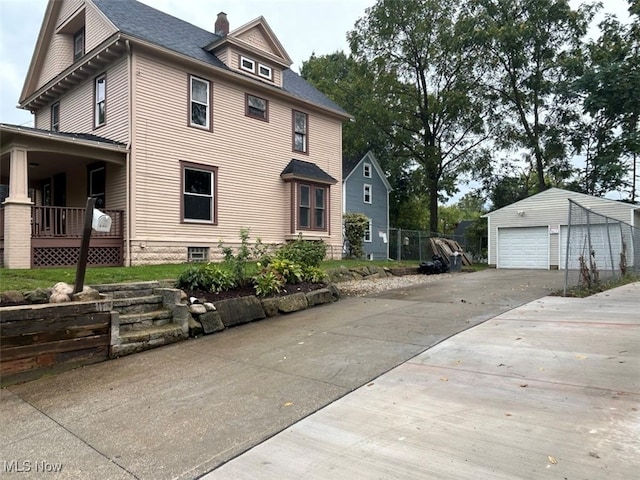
[484,188,640,269]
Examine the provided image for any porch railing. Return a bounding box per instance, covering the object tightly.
[30,206,125,267]
[32,206,124,238]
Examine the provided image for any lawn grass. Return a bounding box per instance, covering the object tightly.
[0,259,422,292]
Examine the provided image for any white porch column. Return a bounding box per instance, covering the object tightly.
[3,146,33,269]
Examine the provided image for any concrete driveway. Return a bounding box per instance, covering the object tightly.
[4,269,629,480]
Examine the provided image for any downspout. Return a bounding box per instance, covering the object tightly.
[125,39,132,266]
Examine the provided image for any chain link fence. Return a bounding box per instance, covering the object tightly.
[388,228,472,262]
[563,199,640,295]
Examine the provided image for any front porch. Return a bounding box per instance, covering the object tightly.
[0,205,125,268]
[0,124,129,268]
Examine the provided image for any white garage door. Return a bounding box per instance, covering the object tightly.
[497,227,549,269]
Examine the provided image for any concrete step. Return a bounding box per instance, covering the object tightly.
[91,281,175,299]
[113,295,164,314]
[119,323,185,345]
[119,309,173,331]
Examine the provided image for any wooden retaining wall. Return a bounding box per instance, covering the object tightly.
[1,300,114,386]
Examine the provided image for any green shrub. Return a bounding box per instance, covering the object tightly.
[268,258,303,284]
[343,212,369,259]
[274,235,327,267]
[208,266,237,292]
[219,227,271,286]
[175,263,236,292]
[302,266,327,283]
[253,269,285,297]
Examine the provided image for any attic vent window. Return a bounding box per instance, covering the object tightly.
[258,64,272,80]
[240,56,255,73]
[74,27,85,61]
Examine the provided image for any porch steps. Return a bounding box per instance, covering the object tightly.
[91,281,189,358]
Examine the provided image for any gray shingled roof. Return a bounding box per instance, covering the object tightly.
[281,159,337,184]
[92,0,348,116]
[0,123,126,145]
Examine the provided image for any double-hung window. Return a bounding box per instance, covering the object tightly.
[298,183,326,230]
[94,75,106,128]
[182,162,217,223]
[363,162,371,178]
[246,94,268,121]
[51,102,60,132]
[293,110,308,153]
[363,184,372,204]
[190,75,210,129]
[364,219,372,242]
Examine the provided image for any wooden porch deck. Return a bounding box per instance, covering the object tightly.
[0,206,125,268]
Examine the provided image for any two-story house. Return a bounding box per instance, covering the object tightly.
[0,0,349,269]
[342,151,392,260]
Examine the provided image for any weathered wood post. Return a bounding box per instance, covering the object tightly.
[73,197,96,294]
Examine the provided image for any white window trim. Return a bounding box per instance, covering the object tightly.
[363,162,372,178]
[190,75,210,129]
[364,219,372,243]
[258,63,273,80]
[363,184,372,204]
[240,56,256,73]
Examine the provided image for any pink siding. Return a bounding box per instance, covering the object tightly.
[129,52,342,252]
[237,28,276,55]
[36,0,116,91]
[85,3,117,52]
[56,0,84,27]
[37,34,73,90]
[58,59,129,143]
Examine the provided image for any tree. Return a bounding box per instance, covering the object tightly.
[301,52,414,226]
[572,1,640,201]
[348,0,492,233]
[343,212,370,258]
[468,0,597,193]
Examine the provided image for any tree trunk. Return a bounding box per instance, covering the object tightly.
[429,183,439,234]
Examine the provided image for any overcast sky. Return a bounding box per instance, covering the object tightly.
[0,0,632,127]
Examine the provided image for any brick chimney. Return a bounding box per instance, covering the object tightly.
[215,12,229,36]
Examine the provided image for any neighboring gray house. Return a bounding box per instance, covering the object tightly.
[342,151,392,260]
[483,188,640,269]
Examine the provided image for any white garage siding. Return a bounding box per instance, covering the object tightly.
[497,227,549,269]
[484,188,639,269]
[560,224,625,271]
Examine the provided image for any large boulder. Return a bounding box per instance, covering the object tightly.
[72,286,101,302]
[277,292,308,313]
[215,296,265,327]
[305,288,333,307]
[199,311,225,334]
[50,282,73,303]
[1,290,26,306]
[260,297,280,317]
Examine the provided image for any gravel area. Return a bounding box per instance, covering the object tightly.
[336,273,453,297]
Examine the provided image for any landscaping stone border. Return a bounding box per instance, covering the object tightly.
[186,285,340,338]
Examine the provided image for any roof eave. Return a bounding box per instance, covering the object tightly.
[281,173,337,185]
[0,124,129,152]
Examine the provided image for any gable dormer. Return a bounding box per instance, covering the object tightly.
[204,14,293,88]
[20,0,117,107]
